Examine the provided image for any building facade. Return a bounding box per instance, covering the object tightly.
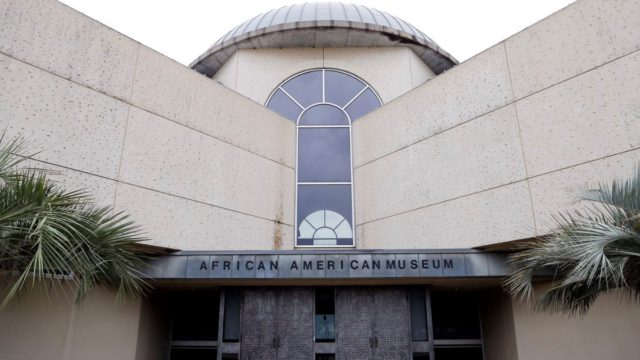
[1,0,640,359]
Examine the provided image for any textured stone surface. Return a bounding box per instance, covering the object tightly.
[506,0,640,100]
[358,182,535,249]
[212,50,238,91]
[409,48,436,88]
[517,51,640,177]
[355,104,527,224]
[0,54,128,179]
[114,183,292,250]
[0,0,139,101]
[118,107,294,224]
[24,159,117,207]
[234,48,323,105]
[530,149,640,232]
[324,47,413,103]
[131,46,295,167]
[353,44,513,167]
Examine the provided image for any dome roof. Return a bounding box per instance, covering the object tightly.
[190,2,458,77]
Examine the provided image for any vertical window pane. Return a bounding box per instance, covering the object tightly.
[324,70,366,107]
[223,290,241,342]
[409,288,428,341]
[345,88,381,121]
[282,70,323,107]
[171,293,219,341]
[267,89,302,121]
[432,293,481,340]
[299,105,349,125]
[315,287,335,341]
[297,185,353,246]
[298,128,351,182]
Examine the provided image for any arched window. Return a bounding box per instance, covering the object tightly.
[267,70,381,247]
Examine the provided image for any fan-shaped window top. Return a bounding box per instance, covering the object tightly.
[267,70,381,247]
[298,210,353,246]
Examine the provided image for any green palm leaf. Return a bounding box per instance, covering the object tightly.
[504,164,640,316]
[0,131,152,309]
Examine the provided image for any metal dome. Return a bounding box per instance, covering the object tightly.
[190,3,458,77]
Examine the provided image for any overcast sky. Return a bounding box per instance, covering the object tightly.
[59,0,575,66]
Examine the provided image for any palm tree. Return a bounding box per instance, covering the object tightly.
[504,165,640,316]
[0,132,151,309]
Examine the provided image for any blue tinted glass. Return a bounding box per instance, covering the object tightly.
[324,70,366,107]
[282,71,323,108]
[267,89,302,121]
[298,128,351,182]
[299,105,349,125]
[345,88,380,121]
[297,184,353,246]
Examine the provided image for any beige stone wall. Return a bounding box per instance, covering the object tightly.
[354,0,640,249]
[511,283,640,360]
[0,0,295,251]
[0,284,141,360]
[212,47,436,105]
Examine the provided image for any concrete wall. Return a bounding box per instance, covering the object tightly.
[0,0,295,251]
[510,283,640,360]
[0,284,141,360]
[353,0,640,249]
[213,47,436,105]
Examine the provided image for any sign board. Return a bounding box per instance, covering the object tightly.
[142,251,510,279]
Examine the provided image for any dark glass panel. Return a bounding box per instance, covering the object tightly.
[345,88,381,121]
[412,355,429,360]
[282,70,323,107]
[315,287,335,341]
[267,89,302,121]
[316,355,336,360]
[299,105,349,125]
[297,185,353,246]
[298,128,351,182]
[434,347,483,360]
[431,293,481,340]
[171,293,219,341]
[409,287,428,341]
[223,290,241,342]
[170,348,217,360]
[324,70,366,107]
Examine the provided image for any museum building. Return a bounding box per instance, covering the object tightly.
[1,0,640,359]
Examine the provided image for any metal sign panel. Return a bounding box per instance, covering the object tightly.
[146,251,510,280]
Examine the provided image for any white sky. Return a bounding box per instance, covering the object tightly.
[59,0,575,66]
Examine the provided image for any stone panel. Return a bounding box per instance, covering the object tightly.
[118,106,294,224]
[131,46,295,167]
[506,0,640,100]
[324,47,413,104]
[235,48,324,105]
[0,54,128,179]
[355,104,526,223]
[529,149,640,232]
[409,48,436,88]
[23,159,117,207]
[517,51,640,177]
[0,0,139,101]
[212,50,238,90]
[359,182,535,249]
[353,44,513,167]
[114,183,286,250]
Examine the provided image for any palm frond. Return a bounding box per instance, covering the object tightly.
[0,131,152,309]
[504,162,640,316]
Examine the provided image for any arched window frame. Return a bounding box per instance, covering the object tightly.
[266,69,382,247]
